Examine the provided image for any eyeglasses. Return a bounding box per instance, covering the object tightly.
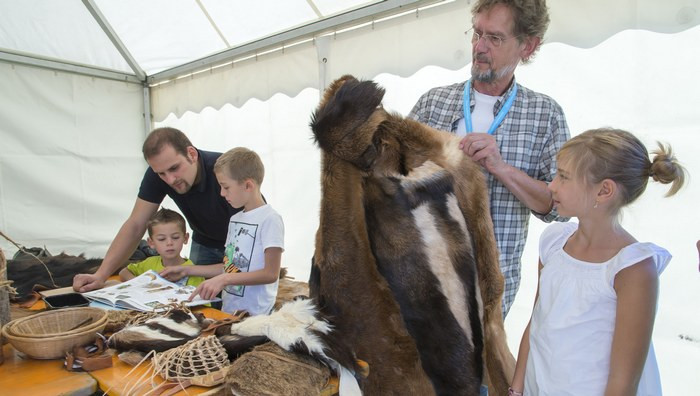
[465,28,519,48]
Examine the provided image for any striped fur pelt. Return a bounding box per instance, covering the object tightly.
[107,309,211,353]
[309,75,515,395]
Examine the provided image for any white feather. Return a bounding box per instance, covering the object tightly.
[230,299,332,358]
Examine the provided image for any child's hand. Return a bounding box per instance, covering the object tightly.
[160,265,188,282]
[189,276,225,301]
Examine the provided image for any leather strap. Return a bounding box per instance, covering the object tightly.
[65,336,113,372]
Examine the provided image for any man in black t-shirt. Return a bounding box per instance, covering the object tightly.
[73,127,240,292]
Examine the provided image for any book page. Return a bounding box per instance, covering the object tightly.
[83,270,217,311]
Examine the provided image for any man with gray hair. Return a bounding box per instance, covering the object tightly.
[409,0,570,317]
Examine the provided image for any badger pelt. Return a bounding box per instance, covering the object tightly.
[107,309,211,353]
[224,298,360,392]
[309,75,515,395]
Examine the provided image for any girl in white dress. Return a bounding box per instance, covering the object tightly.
[509,128,686,396]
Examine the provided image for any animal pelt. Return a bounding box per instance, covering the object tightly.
[309,75,515,395]
[107,309,211,353]
[273,267,309,310]
[216,333,269,361]
[7,251,102,302]
[224,341,331,396]
[224,298,360,391]
[6,242,153,303]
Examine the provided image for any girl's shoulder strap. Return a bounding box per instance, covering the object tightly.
[606,243,671,285]
[539,222,578,265]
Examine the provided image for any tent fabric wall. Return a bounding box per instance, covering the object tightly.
[0,61,145,256]
[149,0,700,121]
[150,0,470,121]
[151,41,319,122]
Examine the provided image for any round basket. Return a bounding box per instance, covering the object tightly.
[2,307,108,359]
[5,307,108,338]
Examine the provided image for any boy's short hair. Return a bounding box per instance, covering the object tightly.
[214,147,265,185]
[147,208,187,236]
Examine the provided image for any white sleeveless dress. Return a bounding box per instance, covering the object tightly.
[525,222,668,395]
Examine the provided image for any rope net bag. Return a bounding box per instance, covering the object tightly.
[153,334,230,387]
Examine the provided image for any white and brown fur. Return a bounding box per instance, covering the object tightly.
[225,298,357,372]
[309,75,515,395]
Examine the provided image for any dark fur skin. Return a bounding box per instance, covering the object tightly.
[309,76,515,395]
[218,334,270,360]
[7,253,102,302]
[364,172,484,394]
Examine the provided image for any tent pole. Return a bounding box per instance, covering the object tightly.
[143,85,152,135]
[82,0,146,82]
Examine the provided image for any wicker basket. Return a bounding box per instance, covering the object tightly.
[4,307,108,338]
[2,307,108,359]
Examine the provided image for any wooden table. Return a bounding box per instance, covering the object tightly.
[1,306,231,396]
[0,343,97,396]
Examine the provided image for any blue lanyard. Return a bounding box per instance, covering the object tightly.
[462,79,518,135]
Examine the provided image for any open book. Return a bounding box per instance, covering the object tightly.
[82,270,218,311]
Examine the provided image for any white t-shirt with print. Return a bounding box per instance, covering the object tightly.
[221,204,284,316]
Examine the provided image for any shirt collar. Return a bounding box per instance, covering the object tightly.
[192,148,207,194]
[463,77,518,116]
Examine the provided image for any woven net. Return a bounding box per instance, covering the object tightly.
[153,335,230,387]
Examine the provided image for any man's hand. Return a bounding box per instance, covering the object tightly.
[73,273,106,293]
[159,265,189,282]
[459,133,506,174]
[189,275,226,301]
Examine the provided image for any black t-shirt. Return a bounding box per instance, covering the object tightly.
[138,149,240,248]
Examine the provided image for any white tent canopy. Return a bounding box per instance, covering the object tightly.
[1,1,699,393]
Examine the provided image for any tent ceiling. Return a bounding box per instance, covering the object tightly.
[1,0,698,115]
[0,0,415,82]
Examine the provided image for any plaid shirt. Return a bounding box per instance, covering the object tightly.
[409,79,570,316]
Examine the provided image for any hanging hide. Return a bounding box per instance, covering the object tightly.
[309,75,515,395]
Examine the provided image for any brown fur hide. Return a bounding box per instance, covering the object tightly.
[309,75,515,395]
[225,342,330,396]
[273,267,309,310]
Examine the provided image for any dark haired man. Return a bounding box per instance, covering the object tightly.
[74,127,240,292]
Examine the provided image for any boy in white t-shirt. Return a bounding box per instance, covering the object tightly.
[161,147,284,316]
